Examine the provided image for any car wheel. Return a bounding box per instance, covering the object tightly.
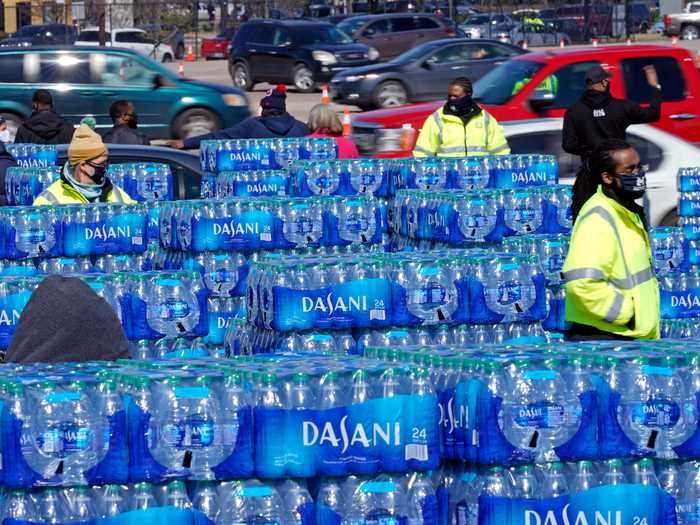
[173,108,222,140]
[682,24,700,40]
[660,208,679,227]
[374,81,408,108]
[232,62,253,91]
[0,112,22,142]
[293,64,315,93]
[162,53,173,63]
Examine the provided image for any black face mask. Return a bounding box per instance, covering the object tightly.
[446,95,475,115]
[610,171,646,200]
[128,114,139,129]
[87,161,107,185]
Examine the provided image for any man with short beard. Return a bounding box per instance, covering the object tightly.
[103,100,151,146]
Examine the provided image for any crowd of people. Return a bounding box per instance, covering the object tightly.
[0,63,669,362]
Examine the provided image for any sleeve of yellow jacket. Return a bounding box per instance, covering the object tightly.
[413,113,439,157]
[484,112,511,155]
[563,212,635,326]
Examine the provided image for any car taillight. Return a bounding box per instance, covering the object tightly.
[446,29,456,36]
[663,15,671,26]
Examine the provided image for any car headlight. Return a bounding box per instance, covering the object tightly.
[222,94,247,106]
[368,47,380,61]
[344,73,380,82]
[312,50,337,65]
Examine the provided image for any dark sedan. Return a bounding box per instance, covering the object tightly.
[330,38,525,110]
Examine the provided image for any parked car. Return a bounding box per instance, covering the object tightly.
[545,17,587,44]
[76,28,175,62]
[0,47,249,141]
[201,27,236,60]
[458,13,513,39]
[0,24,77,47]
[496,22,572,47]
[664,2,700,40]
[350,45,700,157]
[57,144,203,198]
[336,14,458,60]
[228,19,378,93]
[555,4,613,37]
[503,118,700,226]
[331,38,525,109]
[137,23,186,60]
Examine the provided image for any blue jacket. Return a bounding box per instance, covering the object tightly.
[183,113,310,149]
[0,143,17,206]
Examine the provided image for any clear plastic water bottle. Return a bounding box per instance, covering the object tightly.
[601,459,626,486]
[504,190,544,235]
[679,463,700,525]
[1,490,39,521]
[143,274,203,337]
[348,475,409,525]
[571,460,597,493]
[407,471,438,525]
[37,488,69,524]
[101,484,130,518]
[632,458,660,487]
[483,258,537,323]
[280,479,314,525]
[193,481,220,521]
[217,481,285,525]
[131,482,159,511]
[481,466,513,498]
[501,359,580,462]
[65,486,97,522]
[165,480,192,509]
[514,464,540,499]
[540,462,569,498]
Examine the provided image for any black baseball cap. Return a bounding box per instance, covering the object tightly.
[585,65,611,84]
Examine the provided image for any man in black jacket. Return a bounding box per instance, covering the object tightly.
[562,65,662,163]
[0,142,17,206]
[103,100,151,145]
[14,90,75,145]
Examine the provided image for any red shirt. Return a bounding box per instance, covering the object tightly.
[308,130,359,159]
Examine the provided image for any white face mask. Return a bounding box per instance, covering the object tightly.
[0,130,10,144]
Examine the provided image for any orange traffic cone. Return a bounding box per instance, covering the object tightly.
[178,62,185,78]
[342,107,351,137]
[321,85,330,105]
[186,45,195,62]
[672,35,678,45]
[559,38,565,48]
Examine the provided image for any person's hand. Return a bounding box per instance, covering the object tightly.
[643,65,659,88]
[168,139,184,149]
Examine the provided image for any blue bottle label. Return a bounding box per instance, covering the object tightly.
[660,287,700,318]
[631,399,681,428]
[512,401,565,429]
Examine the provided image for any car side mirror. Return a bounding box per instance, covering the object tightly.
[153,73,165,90]
[529,89,554,112]
[423,59,434,69]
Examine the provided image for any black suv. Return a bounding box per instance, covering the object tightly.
[228,19,378,93]
[0,24,77,47]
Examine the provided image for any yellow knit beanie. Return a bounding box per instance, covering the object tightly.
[68,124,108,167]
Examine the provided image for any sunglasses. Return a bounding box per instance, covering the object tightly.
[86,159,108,170]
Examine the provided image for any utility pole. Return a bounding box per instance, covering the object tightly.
[98,0,106,45]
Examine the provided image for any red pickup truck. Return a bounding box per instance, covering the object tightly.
[351,45,700,157]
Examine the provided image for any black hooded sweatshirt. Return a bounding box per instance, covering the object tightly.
[5,275,130,364]
[562,87,662,161]
[14,109,75,145]
[0,143,17,206]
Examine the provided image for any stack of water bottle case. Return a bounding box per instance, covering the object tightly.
[1,138,700,525]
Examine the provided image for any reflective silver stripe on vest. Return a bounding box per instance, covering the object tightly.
[439,146,486,154]
[414,145,436,156]
[112,188,124,204]
[39,190,59,204]
[604,291,624,323]
[573,205,655,290]
[431,111,444,144]
[483,111,490,143]
[563,267,607,282]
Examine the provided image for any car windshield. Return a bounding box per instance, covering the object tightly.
[463,15,490,24]
[295,26,353,45]
[18,26,43,37]
[337,17,369,34]
[473,58,544,105]
[389,41,439,63]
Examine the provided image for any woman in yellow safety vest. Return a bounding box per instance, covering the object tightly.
[562,138,659,340]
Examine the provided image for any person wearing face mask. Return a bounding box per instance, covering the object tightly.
[14,90,75,145]
[33,124,134,205]
[562,65,661,163]
[413,77,510,158]
[103,100,150,146]
[563,139,659,341]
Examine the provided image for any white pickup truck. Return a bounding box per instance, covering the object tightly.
[664,1,700,40]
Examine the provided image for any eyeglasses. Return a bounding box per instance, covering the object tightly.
[613,164,647,177]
